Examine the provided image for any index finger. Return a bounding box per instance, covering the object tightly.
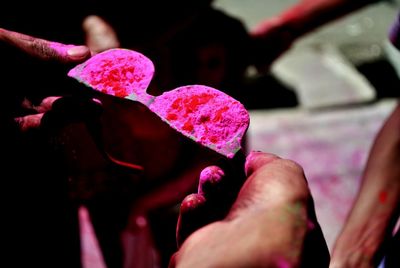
[0,27,91,63]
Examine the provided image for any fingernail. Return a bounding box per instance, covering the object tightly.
[198,166,225,195]
[67,46,90,59]
[245,151,279,176]
[180,193,206,214]
[91,98,103,106]
[15,113,44,131]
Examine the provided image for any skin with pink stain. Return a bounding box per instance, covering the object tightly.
[171,152,330,267]
[198,166,224,195]
[68,49,250,158]
[0,27,90,62]
[48,42,84,59]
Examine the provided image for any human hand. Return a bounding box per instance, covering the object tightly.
[0,27,91,63]
[171,151,330,268]
[0,27,140,172]
[14,96,102,131]
[1,27,143,171]
[15,95,145,175]
[0,27,95,118]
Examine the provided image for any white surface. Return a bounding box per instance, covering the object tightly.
[273,43,376,108]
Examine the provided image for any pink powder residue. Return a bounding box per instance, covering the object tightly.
[379,191,388,204]
[199,166,225,183]
[198,166,225,195]
[68,49,154,101]
[150,85,249,158]
[49,42,75,58]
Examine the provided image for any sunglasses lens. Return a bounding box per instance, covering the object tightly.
[68,49,154,98]
[150,85,249,158]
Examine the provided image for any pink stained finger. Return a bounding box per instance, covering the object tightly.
[198,166,225,195]
[0,28,89,62]
[176,193,208,248]
[15,113,44,131]
[244,151,280,177]
[49,43,90,61]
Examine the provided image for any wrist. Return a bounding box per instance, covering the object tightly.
[331,225,382,267]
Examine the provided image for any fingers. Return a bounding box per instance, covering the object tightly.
[35,97,62,113]
[14,95,144,174]
[15,113,45,132]
[174,151,330,267]
[241,152,330,266]
[229,151,311,220]
[14,96,62,131]
[83,15,120,54]
[176,152,248,247]
[62,45,91,62]
[198,166,225,197]
[176,193,208,248]
[41,96,103,128]
[0,27,91,63]
[176,166,228,247]
[176,155,247,247]
[14,96,103,132]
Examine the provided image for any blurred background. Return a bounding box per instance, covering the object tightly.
[213,0,400,251]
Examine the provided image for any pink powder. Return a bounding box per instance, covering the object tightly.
[199,166,225,183]
[198,166,225,195]
[150,85,249,158]
[48,42,75,58]
[68,49,154,102]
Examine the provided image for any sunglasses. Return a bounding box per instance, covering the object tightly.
[68,48,249,159]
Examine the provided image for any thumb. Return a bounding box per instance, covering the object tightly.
[244,151,280,177]
[227,151,313,220]
[226,151,281,219]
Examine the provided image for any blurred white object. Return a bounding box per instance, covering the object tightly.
[384,39,400,78]
[122,216,161,268]
[80,206,107,268]
[272,43,376,109]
